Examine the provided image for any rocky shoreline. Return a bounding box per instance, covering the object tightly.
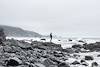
[0,38,100,67]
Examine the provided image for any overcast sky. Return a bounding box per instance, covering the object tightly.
[0,0,100,37]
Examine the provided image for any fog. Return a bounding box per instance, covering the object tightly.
[0,0,100,37]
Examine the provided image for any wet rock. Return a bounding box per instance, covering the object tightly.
[12,46,22,52]
[49,65,58,67]
[72,44,82,49]
[97,54,100,57]
[62,48,74,53]
[0,38,76,67]
[3,45,13,53]
[68,39,72,41]
[78,40,85,43]
[5,57,22,66]
[49,57,61,64]
[58,40,61,41]
[83,42,100,51]
[58,62,70,67]
[85,56,94,60]
[73,54,80,58]
[80,60,88,66]
[32,42,62,50]
[24,62,36,67]
[18,41,33,50]
[6,39,19,46]
[80,60,85,63]
[91,62,98,67]
[40,38,46,41]
[29,64,36,67]
[81,62,88,66]
[3,45,21,53]
[35,63,45,67]
[17,65,30,67]
[43,58,56,67]
[74,49,81,53]
[60,57,68,61]
[41,55,49,58]
[71,61,80,65]
[54,54,63,57]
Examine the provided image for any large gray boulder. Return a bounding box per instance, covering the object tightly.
[5,57,22,66]
[85,56,94,60]
[58,62,70,67]
[31,41,62,50]
[43,58,56,67]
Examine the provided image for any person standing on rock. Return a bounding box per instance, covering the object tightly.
[50,33,52,42]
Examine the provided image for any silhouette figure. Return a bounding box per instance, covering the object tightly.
[50,33,52,42]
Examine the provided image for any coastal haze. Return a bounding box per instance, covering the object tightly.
[0,0,99,37]
[1,0,100,67]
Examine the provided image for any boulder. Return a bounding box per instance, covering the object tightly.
[78,40,85,43]
[71,61,80,65]
[83,42,100,51]
[18,41,33,50]
[32,42,62,50]
[40,38,46,41]
[41,55,49,58]
[49,58,61,64]
[68,39,72,41]
[35,63,45,67]
[43,58,56,67]
[85,56,94,60]
[5,57,22,66]
[58,62,70,67]
[91,62,98,67]
[62,48,74,53]
[54,54,63,57]
[80,60,88,66]
[97,54,100,57]
[3,45,13,53]
[58,40,61,41]
[72,44,82,49]
[81,62,88,66]
[24,62,36,67]
[80,60,85,63]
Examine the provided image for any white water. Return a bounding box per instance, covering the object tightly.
[6,37,100,67]
[6,37,100,49]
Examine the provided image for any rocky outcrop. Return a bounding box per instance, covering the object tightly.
[31,41,62,50]
[0,38,100,67]
[0,39,68,67]
[85,56,94,60]
[5,57,22,66]
[58,62,70,67]
[83,42,100,51]
[71,61,80,65]
[91,62,98,67]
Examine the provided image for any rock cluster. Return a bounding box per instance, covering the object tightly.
[0,39,71,67]
[83,42,100,51]
[0,36,100,67]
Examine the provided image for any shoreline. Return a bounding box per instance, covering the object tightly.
[0,37,100,67]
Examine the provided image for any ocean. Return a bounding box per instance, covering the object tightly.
[6,37,100,49]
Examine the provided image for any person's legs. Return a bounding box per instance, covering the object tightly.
[50,36,52,42]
